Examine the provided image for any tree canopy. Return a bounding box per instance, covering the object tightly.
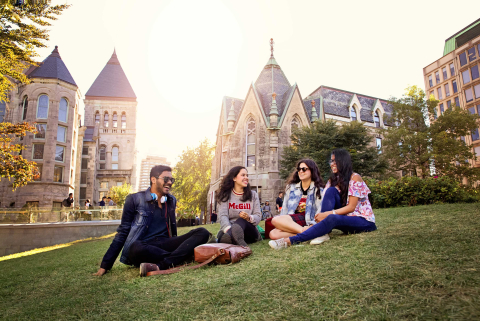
[109,183,133,207]
[172,139,214,218]
[381,86,480,181]
[280,120,387,181]
[0,1,70,102]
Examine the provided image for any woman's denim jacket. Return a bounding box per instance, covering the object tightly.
[279,182,323,225]
[100,187,177,270]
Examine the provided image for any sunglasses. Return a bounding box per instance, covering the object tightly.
[158,176,175,184]
[297,167,309,173]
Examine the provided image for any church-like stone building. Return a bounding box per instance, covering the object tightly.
[0,47,137,208]
[207,42,392,218]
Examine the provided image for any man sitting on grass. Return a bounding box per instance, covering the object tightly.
[94,165,210,277]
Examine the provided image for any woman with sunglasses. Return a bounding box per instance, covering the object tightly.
[269,149,377,250]
[269,159,325,242]
[216,166,262,247]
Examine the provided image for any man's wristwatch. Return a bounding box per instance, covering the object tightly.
[332,209,336,214]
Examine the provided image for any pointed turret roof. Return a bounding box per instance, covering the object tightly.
[85,49,136,100]
[28,46,77,86]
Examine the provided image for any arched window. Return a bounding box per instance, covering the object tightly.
[100,146,106,161]
[112,147,119,162]
[59,98,68,122]
[350,106,357,121]
[121,113,126,129]
[374,110,381,128]
[104,112,109,127]
[112,112,118,128]
[95,111,100,123]
[22,96,28,120]
[291,117,300,131]
[246,118,256,167]
[37,94,49,119]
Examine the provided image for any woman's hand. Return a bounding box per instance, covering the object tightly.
[315,211,332,223]
[239,211,250,221]
[93,268,107,276]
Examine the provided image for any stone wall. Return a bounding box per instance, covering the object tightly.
[0,221,120,256]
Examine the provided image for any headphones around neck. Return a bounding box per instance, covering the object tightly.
[151,193,167,203]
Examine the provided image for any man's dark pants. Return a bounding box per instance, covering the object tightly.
[129,228,210,269]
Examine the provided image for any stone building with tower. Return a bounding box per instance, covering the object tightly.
[207,40,392,219]
[0,47,138,208]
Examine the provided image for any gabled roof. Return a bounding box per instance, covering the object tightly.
[28,46,77,86]
[85,50,136,100]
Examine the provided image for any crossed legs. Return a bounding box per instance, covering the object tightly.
[269,215,303,240]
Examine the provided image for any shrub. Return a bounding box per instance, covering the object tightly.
[366,176,479,209]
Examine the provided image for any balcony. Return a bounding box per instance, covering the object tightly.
[96,169,132,178]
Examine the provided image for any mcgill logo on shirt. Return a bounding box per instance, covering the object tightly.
[229,203,251,210]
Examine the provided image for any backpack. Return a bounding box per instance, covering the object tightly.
[62,198,70,207]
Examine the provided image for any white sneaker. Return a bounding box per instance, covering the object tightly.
[310,234,330,245]
[269,238,288,250]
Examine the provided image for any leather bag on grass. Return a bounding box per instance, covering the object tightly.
[146,243,252,276]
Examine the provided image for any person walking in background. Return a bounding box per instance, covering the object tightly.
[276,192,283,215]
[269,159,324,240]
[99,196,106,207]
[269,149,377,250]
[211,210,217,224]
[216,166,262,247]
[108,197,115,206]
[262,201,272,219]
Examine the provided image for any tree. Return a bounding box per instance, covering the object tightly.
[0,121,38,190]
[280,120,387,180]
[381,85,480,181]
[109,183,133,207]
[172,139,214,218]
[0,1,70,102]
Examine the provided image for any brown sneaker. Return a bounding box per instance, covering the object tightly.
[139,263,160,277]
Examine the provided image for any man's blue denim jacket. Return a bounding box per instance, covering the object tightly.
[100,187,177,270]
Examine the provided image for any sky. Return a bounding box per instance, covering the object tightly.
[39,0,480,166]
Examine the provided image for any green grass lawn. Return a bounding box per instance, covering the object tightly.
[1,203,479,320]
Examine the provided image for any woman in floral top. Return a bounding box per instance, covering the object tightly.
[269,149,377,249]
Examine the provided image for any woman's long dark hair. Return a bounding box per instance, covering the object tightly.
[216,166,253,203]
[329,149,353,206]
[286,159,324,199]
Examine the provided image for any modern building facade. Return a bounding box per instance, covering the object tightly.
[207,42,392,221]
[423,18,480,170]
[138,155,171,191]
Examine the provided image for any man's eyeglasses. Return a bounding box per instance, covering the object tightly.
[297,167,309,173]
[158,176,175,184]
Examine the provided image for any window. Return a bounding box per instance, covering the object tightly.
[33,144,44,160]
[428,75,433,87]
[121,113,126,129]
[81,158,88,170]
[22,96,28,120]
[350,106,357,121]
[53,166,63,183]
[116,181,123,187]
[95,112,100,123]
[437,87,443,100]
[53,201,62,208]
[468,47,476,62]
[34,164,42,181]
[450,63,455,76]
[440,103,444,115]
[37,95,49,119]
[435,71,440,84]
[454,96,460,107]
[465,88,474,102]
[0,100,6,123]
[99,163,105,169]
[80,188,86,200]
[447,100,452,109]
[475,146,480,158]
[376,137,382,152]
[452,80,458,93]
[478,104,480,114]
[444,84,450,97]
[374,111,380,128]
[442,67,447,80]
[82,147,88,155]
[459,52,467,66]
[475,84,480,99]
[112,163,118,170]
[462,70,471,84]
[81,172,87,184]
[100,146,106,160]
[472,129,480,141]
[57,126,67,143]
[104,112,109,127]
[471,65,479,80]
[100,181,108,189]
[246,118,256,167]
[35,124,46,139]
[55,145,65,162]
[468,106,476,114]
[112,147,119,162]
[113,113,118,128]
[59,98,68,122]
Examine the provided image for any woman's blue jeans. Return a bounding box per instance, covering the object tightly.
[289,187,376,244]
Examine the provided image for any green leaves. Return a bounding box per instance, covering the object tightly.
[109,183,133,207]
